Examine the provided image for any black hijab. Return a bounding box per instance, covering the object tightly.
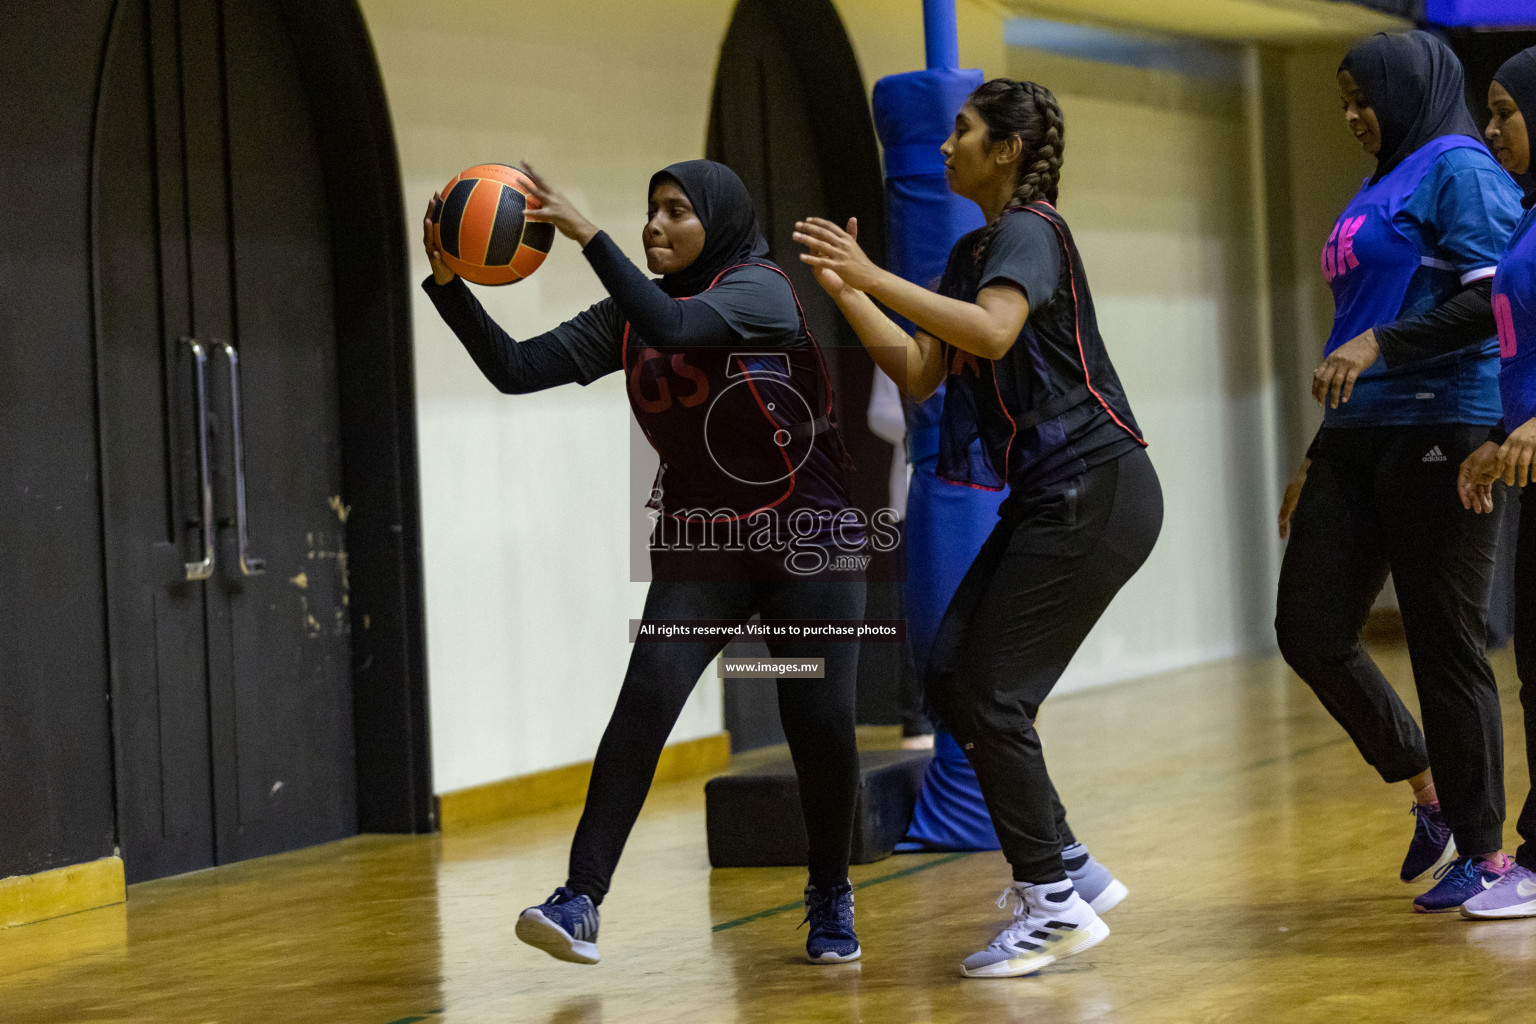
[1494,45,1536,207]
[647,160,771,298]
[1339,31,1481,186]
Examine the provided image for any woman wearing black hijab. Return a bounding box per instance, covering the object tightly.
[1457,45,1536,919]
[421,160,866,964]
[1274,31,1524,913]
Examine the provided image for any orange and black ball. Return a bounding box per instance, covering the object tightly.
[432,164,554,285]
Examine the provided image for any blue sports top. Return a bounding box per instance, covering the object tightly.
[1493,206,1536,432]
[1322,136,1522,427]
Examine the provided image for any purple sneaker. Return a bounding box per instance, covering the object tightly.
[1413,856,1510,914]
[1461,862,1536,919]
[1400,803,1456,883]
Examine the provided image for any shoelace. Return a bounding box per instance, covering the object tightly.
[799,888,851,931]
[1432,857,1475,883]
[987,886,1045,950]
[1410,803,1443,834]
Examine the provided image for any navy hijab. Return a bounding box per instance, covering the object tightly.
[1494,45,1536,207]
[1340,31,1481,186]
[647,160,772,298]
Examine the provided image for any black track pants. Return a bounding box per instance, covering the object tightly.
[1276,424,1505,856]
[565,565,864,905]
[927,447,1163,883]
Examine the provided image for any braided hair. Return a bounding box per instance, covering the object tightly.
[967,79,1065,265]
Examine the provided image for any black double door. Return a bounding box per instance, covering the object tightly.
[94,0,356,883]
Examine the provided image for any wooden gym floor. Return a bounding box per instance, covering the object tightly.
[5,643,1536,1024]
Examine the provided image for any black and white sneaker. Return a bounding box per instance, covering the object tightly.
[516,887,601,964]
[959,879,1108,979]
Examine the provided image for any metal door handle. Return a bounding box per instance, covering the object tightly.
[218,341,265,575]
[184,338,215,581]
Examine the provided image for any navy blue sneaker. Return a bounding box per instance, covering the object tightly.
[802,881,860,963]
[1413,856,1509,914]
[1400,803,1456,883]
[516,887,601,964]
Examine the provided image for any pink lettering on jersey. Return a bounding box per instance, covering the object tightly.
[1338,216,1364,273]
[1494,292,1518,359]
[1322,216,1364,283]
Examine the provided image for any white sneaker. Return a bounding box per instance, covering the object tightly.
[1062,843,1128,915]
[959,879,1110,979]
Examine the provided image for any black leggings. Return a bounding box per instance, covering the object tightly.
[566,552,865,904]
[1276,424,1505,856]
[927,447,1163,883]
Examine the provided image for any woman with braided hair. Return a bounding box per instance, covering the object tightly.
[794,77,1160,978]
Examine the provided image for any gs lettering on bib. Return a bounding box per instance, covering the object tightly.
[621,262,853,524]
[628,348,710,413]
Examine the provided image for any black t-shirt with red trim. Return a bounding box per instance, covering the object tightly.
[935,201,1144,496]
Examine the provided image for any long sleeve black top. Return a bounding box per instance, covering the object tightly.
[421,232,799,394]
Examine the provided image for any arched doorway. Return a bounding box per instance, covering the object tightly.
[0,0,432,884]
[708,0,905,749]
[90,0,431,883]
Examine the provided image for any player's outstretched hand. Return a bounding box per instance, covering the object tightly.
[423,192,455,285]
[1458,441,1501,513]
[1311,329,1379,409]
[794,217,880,293]
[519,162,600,247]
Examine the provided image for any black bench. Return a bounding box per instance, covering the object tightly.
[704,748,933,867]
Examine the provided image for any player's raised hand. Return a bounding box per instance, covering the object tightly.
[519,162,600,247]
[795,217,881,293]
